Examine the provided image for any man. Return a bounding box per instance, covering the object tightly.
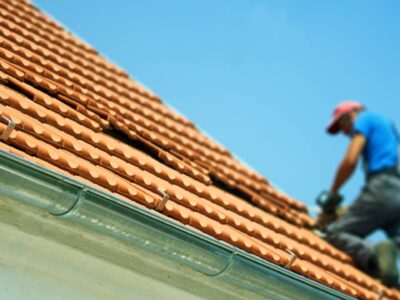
[321,101,400,287]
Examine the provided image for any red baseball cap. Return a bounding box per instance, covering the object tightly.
[326,101,365,135]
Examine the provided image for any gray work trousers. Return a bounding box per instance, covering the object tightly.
[327,173,400,273]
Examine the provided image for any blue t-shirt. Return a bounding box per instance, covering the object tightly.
[352,111,399,173]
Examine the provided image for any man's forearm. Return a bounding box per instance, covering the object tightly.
[329,133,365,195]
[330,160,356,194]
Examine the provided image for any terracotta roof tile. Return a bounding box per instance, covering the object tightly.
[0,1,398,299]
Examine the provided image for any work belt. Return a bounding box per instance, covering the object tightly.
[366,167,400,181]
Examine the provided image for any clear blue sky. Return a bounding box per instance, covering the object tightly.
[34,1,400,220]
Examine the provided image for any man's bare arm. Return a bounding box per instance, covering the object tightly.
[330,134,366,194]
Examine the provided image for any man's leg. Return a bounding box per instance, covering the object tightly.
[327,174,400,273]
[384,221,400,287]
[327,201,380,272]
[382,174,400,250]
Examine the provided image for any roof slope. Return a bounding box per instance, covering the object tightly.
[0,0,398,299]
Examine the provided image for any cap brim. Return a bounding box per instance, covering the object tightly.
[326,116,341,135]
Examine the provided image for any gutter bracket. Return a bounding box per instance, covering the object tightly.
[284,248,298,269]
[0,115,15,141]
[373,288,384,300]
[156,187,170,211]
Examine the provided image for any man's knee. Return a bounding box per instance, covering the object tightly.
[325,229,345,248]
[326,225,359,251]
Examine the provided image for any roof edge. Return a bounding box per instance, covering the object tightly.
[0,150,355,300]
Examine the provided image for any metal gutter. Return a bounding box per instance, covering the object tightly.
[0,150,356,300]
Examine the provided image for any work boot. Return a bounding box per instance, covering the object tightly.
[371,240,399,287]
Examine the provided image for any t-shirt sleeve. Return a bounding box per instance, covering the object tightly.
[353,113,372,138]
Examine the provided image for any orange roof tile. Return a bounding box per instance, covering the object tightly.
[0,1,398,299]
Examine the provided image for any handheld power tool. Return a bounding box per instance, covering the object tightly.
[315,191,344,231]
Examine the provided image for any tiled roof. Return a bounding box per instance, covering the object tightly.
[0,1,398,299]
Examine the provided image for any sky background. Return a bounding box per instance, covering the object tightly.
[34,0,400,240]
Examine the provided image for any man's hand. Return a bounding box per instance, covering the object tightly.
[317,211,338,231]
[316,206,348,231]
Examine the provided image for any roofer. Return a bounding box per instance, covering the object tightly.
[317,101,400,287]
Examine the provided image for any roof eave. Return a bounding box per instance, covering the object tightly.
[0,150,356,300]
